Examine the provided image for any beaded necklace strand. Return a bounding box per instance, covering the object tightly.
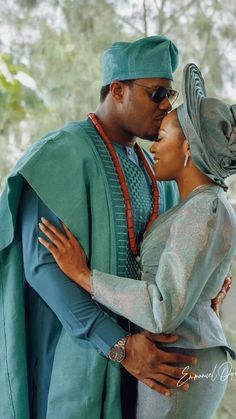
[88,112,159,256]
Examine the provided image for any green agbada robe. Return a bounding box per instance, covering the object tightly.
[0,118,178,419]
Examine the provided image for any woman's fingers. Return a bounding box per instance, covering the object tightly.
[62,222,87,258]
[39,222,64,249]
[38,236,59,259]
[62,222,75,241]
[40,218,69,246]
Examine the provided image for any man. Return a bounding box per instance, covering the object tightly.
[0,36,230,419]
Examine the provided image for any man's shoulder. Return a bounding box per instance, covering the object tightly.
[37,118,93,150]
[15,119,96,174]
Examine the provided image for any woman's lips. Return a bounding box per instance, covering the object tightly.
[154,112,167,121]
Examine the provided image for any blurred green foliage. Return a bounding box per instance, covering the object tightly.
[0,0,236,187]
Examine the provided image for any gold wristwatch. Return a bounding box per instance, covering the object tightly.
[108,334,130,363]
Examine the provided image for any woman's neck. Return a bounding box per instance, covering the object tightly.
[176,169,215,202]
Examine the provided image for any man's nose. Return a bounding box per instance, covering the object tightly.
[159,97,172,112]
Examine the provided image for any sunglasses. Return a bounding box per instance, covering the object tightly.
[132,81,179,105]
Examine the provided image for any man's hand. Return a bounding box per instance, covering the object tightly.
[211,272,232,317]
[121,332,197,396]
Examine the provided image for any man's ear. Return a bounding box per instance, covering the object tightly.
[109,81,126,103]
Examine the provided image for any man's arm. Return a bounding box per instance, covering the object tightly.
[21,186,196,394]
[20,186,127,356]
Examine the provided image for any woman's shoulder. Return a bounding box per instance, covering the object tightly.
[182,185,224,211]
[179,185,236,229]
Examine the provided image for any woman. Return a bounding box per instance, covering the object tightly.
[38,64,236,418]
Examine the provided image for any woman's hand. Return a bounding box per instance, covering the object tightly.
[38,218,91,293]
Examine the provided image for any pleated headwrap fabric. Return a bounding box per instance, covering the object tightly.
[177,63,236,189]
[102,35,179,86]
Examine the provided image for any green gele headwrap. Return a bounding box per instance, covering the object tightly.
[102,35,179,86]
[177,63,236,190]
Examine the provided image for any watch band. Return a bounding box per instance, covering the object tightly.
[108,334,130,363]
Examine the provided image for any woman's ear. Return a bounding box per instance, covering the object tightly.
[183,139,191,154]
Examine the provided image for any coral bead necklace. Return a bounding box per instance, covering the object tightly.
[88,112,159,256]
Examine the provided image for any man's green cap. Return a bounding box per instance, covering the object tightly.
[102,35,179,86]
[177,63,236,189]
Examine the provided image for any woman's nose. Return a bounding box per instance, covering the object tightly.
[150,142,157,153]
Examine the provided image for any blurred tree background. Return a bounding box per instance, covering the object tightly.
[0,0,236,417]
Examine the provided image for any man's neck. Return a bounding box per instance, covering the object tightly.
[95,106,136,148]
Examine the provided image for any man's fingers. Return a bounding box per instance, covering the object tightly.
[162,351,197,366]
[211,303,220,317]
[211,273,232,312]
[158,364,196,381]
[142,379,171,397]
[223,275,232,292]
[151,373,190,391]
[142,331,178,344]
[212,273,232,303]
[225,273,232,281]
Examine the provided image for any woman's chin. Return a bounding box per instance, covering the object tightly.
[154,171,175,182]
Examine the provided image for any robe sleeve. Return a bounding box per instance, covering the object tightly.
[20,187,127,356]
[91,194,228,333]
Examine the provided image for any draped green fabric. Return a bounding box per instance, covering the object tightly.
[0,118,179,419]
[0,120,123,419]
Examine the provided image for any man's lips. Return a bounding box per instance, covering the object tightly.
[154,117,164,122]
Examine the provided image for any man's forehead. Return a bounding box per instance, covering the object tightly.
[136,78,172,88]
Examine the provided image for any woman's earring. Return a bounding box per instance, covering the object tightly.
[184,152,190,168]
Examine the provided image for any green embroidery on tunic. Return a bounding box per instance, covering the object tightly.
[83,119,153,280]
[115,150,153,279]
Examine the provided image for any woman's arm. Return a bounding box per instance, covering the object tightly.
[89,207,218,333]
[39,196,232,333]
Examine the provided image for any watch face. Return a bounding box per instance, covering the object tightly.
[109,346,125,363]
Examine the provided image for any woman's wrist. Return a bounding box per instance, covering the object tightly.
[76,269,92,293]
